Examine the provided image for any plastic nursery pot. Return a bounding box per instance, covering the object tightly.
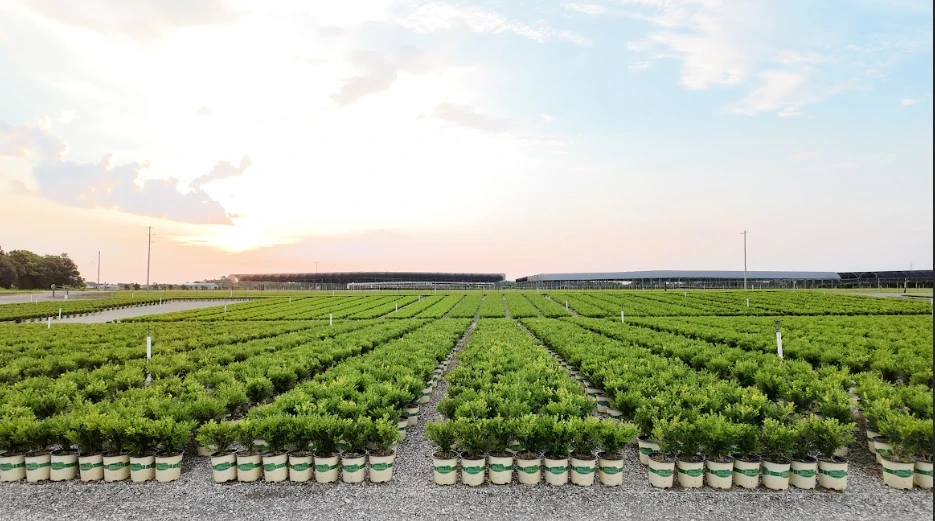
[595,396,611,414]
[873,437,893,465]
[79,454,104,482]
[647,452,675,489]
[130,455,155,483]
[881,456,915,490]
[676,456,704,488]
[196,444,217,457]
[419,387,432,404]
[154,453,183,483]
[103,454,131,482]
[866,435,878,455]
[732,456,760,489]
[598,453,624,487]
[50,452,78,482]
[790,456,818,490]
[488,454,514,485]
[637,435,659,466]
[397,419,409,441]
[1,454,26,482]
[515,453,542,485]
[262,453,288,483]
[432,453,458,486]
[915,459,933,490]
[761,459,790,491]
[314,455,340,483]
[461,456,486,487]
[368,452,396,483]
[287,453,313,483]
[236,453,262,483]
[817,457,848,491]
[543,456,569,486]
[585,387,599,398]
[570,455,596,487]
[341,454,367,483]
[211,453,237,483]
[25,453,52,483]
[705,457,734,490]
[406,406,420,427]
[606,409,623,421]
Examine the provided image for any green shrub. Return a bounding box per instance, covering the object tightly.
[309,415,349,456]
[760,418,796,461]
[568,417,601,458]
[598,420,635,456]
[245,377,274,404]
[196,420,239,455]
[455,418,491,459]
[697,414,743,460]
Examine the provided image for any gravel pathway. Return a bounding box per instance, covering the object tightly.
[53,300,244,324]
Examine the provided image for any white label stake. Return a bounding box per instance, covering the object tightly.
[329,313,332,326]
[146,335,152,360]
[621,310,625,324]
[746,298,750,308]
[776,331,783,359]
[47,317,51,329]
[59,308,62,319]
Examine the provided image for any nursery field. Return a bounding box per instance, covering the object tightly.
[0,291,931,520]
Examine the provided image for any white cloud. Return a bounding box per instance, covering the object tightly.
[539,113,555,124]
[901,98,922,106]
[565,3,608,16]
[58,110,79,124]
[792,152,822,161]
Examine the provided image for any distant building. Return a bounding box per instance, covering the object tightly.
[181,282,220,290]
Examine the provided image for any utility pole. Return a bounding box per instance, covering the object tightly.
[741,230,748,290]
[97,251,101,290]
[146,226,152,290]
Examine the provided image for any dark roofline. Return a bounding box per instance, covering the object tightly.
[516,270,841,282]
[229,272,505,284]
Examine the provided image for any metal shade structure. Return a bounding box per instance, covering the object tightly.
[515,270,841,290]
[228,272,505,289]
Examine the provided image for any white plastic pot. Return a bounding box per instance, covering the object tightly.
[461,456,486,487]
[341,454,366,483]
[881,457,914,490]
[369,452,395,483]
[103,455,130,482]
[596,396,610,414]
[761,460,790,491]
[607,409,623,421]
[50,453,78,482]
[915,460,933,490]
[287,453,313,482]
[570,456,596,486]
[25,453,51,483]
[196,444,217,457]
[677,458,704,488]
[488,455,513,485]
[79,454,104,482]
[130,455,155,482]
[598,455,624,486]
[637,436,659,466]
[262,453,288,482]
[211,453,237,483]
[817,458,848,491]
[515,456,541,485]
[585,387,599,398]
[706,458,733,490]
[873,438,893,464]
[419,387,432,404]
[733,457,760,489]
[0,454,26,482]
[406,406,420,427]
[314,455,339,483]
[866,434,878,455]
[647,453,675,489]
[236,454,262,482]
[155,454,183,483]
[790,457,818,489]
[397,419,408,441]
[544,457,568,486]
[432,455,458,485]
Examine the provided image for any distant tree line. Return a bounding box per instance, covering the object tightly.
[0,247,85,289]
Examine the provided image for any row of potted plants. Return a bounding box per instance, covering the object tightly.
[863,395,933,490]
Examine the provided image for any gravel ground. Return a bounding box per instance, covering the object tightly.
[1,318,931,521]
[53,300,244,324]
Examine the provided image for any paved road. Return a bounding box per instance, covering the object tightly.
[56,300,243,323]
[0,290,118,305]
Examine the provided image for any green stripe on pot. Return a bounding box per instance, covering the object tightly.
[600,466,622,474]
[408,412,418,417]
[916,469,934,476]
[104,462,128,471]
[0,463,25,471]
[79,462,104,471]
[791,469,816,478]
[26,462,51,471]
[649,467,673,477]
[315,464,338,472]
[571,465,594,475]
[370,462,393,471]
[490,464,512,472]
[343,464,365,472]
[434,465,456,474]
[707,469,732,478]
[463,466,484,475]
[677,467,703,477]
[545,466,567,474]
[130,463,154,471]
[263,463,286,472]
[734,468,759,477]
[639,447,655,455]
[883,467,913,478]
[818,469,846,479]
[517,465,539,474]
[762,468,789,478]
[289,463,311,471]
[155,462,182,471]
[876,448,892,455]
[213,462,236,472]
[51,461,77,470]
[238,463,261,471]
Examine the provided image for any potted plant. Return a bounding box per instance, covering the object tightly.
[23,418,53,483]
[65,413,106,482]
[760,418,795,490]
[672,419,704,489]
[153,418,194,482]
[877,412,919,490]
[699,414,740,490]
[788,417,819,489]
[46,415,77,482]
[341,418,369,484]
[0,408,32,482]
[598,420,636,486]
[813,418,853,491]
[197,421,238,483]
[286,416,314,483]
[124,417,159,483]
[647,418,678,489]
[456,418,491,487]
[426,421,458,485]
[257,415,290,482]
[487,417,515,485]
[367,418,400,483]
[311,415,347,484]
[514,415,551,485]
[731,422,761,489]
[634,406,660,465]
[101,415,131,482]
[233,419,262,482]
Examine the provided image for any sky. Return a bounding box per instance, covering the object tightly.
[0,0,932,283]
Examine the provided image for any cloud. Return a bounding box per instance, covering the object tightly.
[24,0,241,41]
[58,110,79,124]
[900,98,922,106]
[195,106,213,116]
[426,103,513,134]
[401,3,590,45]
[0,121,66,160]
[539,114,555,124]
[565,3,608,16]
[792,152,822,161]
[330,47,430,106]
[191,156,252,189]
